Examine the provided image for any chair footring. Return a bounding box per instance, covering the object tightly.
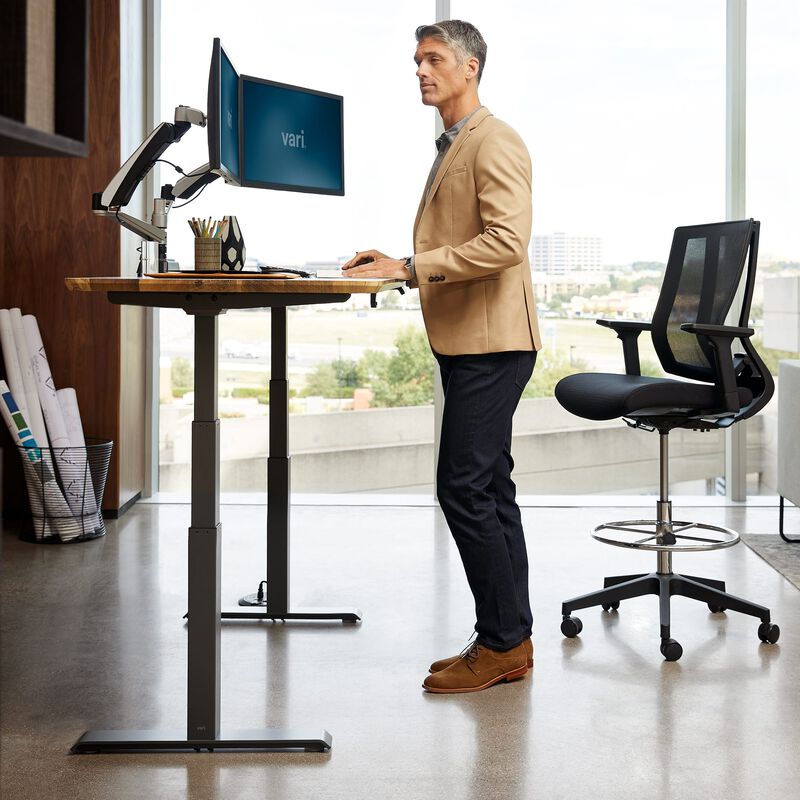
[592,519,739,552]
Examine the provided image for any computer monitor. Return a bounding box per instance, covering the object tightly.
[239,76,344,196]
[207,38,241,185]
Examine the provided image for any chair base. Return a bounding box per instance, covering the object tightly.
[561,568,779,661]
[560,432,780,660]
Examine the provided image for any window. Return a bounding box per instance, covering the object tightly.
[157,1,435,496]
[153,2,786,499]
[746,0,800,496]
[452,0,727,493]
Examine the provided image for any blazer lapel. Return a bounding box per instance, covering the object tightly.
[413,107,492,237]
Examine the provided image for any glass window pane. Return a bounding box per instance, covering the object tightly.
[452,0,726,494]
[746,1,800,498]
[158,2,434,497]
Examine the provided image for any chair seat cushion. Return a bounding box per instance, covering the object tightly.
[554,373,753,421]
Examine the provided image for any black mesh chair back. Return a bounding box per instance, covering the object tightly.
[649,219,771,422]
[653,220,754,382]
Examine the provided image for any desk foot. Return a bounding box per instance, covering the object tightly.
[223,604,362,623]
[71,728,332,753]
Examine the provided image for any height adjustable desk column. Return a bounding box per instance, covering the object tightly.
[227,305,361,620]
[65,275,398,753]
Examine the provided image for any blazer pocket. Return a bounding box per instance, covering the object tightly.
[443,165,468,178]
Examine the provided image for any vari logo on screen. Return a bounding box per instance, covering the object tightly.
[281,129,306,149]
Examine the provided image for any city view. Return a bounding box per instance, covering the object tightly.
[156,1,800,498]
[157,234,800,497]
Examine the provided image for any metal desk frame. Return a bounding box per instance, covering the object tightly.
[70,282,394,753]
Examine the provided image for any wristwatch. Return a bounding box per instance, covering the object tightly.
[402,256,413,273]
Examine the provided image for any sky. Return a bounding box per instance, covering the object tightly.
[157,0,800,268]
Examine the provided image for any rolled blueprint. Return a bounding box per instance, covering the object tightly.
[9,308,49,448]
[57,387,98,516]
[0,309,31,428]
[0,380,82,541]
[21,315,96,526]
[58,388,87,448]
[22,314,70,447]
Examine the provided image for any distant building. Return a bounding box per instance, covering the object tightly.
[531,233,603,274]
[532,270,610,303]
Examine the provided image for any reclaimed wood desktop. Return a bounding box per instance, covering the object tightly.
[65,274,400,752]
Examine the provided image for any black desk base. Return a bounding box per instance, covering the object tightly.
[71,728,332,753]
[223,604,362,622]
[70,288,384,757]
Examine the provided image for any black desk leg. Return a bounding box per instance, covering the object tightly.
[188,312,222,739]
[230,306,361,623]
[73,312,331,753]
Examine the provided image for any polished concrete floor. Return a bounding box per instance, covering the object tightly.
[1,502,799,800]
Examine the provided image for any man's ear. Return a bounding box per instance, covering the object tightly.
[465,56,480,81]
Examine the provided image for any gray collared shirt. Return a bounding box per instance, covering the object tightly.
[406,107,483,283]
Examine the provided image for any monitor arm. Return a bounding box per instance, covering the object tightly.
[92,105,221,272]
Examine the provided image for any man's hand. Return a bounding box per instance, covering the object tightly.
[342,249,409,279]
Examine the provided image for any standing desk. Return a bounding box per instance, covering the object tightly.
[65,275,400,752]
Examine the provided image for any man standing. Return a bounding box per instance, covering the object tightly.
[343,20,541,693]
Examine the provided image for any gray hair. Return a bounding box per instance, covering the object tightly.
[415,20,487,84]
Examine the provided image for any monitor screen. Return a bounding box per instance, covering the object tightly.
[240,76,344,195]
[207,38,240,185]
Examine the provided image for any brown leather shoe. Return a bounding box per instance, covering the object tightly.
[429,637,533,673]
[422,641,528,694]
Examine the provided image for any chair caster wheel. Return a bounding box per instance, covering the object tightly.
[758,622,780,644]
[707,604,726,613]
[561,616,583,638]
[602,602,620,612]
[660,638,683,661]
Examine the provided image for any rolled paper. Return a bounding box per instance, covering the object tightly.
[57,388,86,447]
[57,388,98,516]
[22,314,70,447]
[0,309,31,428]
[0,380,84,541]
[0,376,51,539]
[9,308,49,448]
[20,316,97,527]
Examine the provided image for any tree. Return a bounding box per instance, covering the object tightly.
[522,351,591,398]
[378,289,402,309]
[367,327,435,407]
[302,358,362,399]
[359,349,391,382]
[631,261,667,272]
[171,356,193,394]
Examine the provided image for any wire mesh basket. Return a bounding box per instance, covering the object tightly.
[16,437,113,543]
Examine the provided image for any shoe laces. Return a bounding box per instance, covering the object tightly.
[459,634,481,667]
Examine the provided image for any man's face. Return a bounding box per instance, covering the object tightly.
[414,37,476,108]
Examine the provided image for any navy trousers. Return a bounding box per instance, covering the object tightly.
[435,350,537,652]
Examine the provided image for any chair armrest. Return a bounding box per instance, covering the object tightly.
[679,323,755,412]
[679,323,754,338]
[596,319,653,334]
[596,319,653,376]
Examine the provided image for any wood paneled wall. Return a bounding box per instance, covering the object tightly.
[0,0,141,515]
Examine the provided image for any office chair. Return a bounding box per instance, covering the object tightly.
[554,219,780,661]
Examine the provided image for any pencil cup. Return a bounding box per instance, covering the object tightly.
[194,237,221,271]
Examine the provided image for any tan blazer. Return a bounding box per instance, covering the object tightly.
[412,107,542,356]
